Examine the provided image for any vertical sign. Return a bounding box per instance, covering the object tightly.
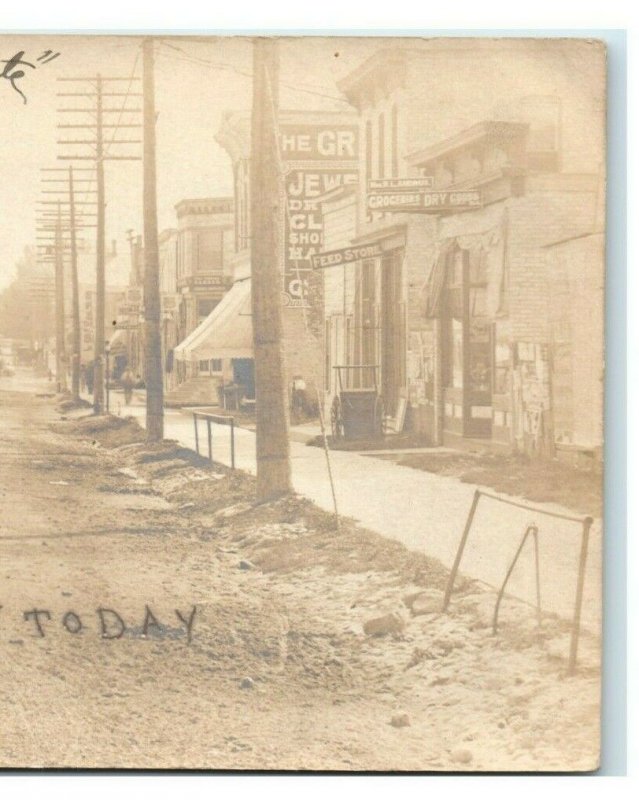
[280,123,359,307]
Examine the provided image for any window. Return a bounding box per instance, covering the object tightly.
[378,112,385,178]
[365,119,372,186]
[391,104,399,178]
[196,229,224,272]
[198,358,222,374]
[197,298,217,322]
[365,119,373,221]
[325,319,331,391]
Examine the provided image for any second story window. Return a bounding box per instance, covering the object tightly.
[391,103,399,178]
[365,119,372,188]
[196,229,224,272]
[378,112,385,179]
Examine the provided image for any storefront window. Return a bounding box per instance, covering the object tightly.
[468,250,490,394]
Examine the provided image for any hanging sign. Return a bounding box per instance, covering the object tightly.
[311,242,383,270]
[367,189,482,213]
[281,121,359,307]
[367,177,434,192]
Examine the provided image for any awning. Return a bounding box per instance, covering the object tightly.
[174,279,253,362]
[107,329,128,355]
[422,209,508,319]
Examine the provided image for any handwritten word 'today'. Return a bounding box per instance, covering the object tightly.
[7,605,198,643]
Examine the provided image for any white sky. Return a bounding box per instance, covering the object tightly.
[0,34,379,290]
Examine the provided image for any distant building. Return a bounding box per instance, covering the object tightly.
[171,109,359,412]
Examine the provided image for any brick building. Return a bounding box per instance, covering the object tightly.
[319,40,605,456]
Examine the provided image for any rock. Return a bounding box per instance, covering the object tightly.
[178,502,196,511]
[450,748,473,765]
[215,502,252,520]
[410,590,443,616]
[118,467,139,479]
[363,611,406,636]
[390,713,410,728]
[402,591,423,609]
[240,677,254,689]
[238,559,256,571]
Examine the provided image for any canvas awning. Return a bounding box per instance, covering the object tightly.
[173,279,253,362]
[107,329,128,355]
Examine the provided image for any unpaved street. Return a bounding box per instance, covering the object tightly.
[0,381,600,771]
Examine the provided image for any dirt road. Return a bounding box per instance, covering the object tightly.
[0,381,600,771]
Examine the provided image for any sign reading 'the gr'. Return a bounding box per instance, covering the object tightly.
[280,124,359,161]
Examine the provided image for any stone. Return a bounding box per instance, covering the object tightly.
[363,611,406,636]
[450,748,473,765]
[410,590,443,617]
[390,713,410,728]
[238,560,256,571]
[215,502,252,520]
[240,677,254,689]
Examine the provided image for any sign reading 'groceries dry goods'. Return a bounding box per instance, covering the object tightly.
[367,188,483,213]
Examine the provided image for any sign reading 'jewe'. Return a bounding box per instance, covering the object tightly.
[280,122,359,307]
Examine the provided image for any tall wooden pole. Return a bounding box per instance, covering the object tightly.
[54,201,67,392]
[250,38,292,501]
[143,37,164,441]
[93,74,106,414]
[68,165,81,399]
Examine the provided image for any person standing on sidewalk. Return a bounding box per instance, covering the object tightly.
[120,367,135,405]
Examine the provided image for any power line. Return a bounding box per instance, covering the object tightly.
[156,41,350,105]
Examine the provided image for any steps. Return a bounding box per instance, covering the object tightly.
[164,376,220,408]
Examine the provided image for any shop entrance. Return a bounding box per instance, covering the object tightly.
[441,246,492,438]
[380,249,405,416]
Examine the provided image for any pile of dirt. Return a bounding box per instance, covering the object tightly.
[57,396,92,412]
[52,413,145,448]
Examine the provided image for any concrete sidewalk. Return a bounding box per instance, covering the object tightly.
[110,388,601,633]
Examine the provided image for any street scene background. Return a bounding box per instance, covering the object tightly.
[0,35,604,771]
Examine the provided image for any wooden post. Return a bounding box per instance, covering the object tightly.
[68,165,81,399]
[442,489,481,611]
[54,202,67,392]
[568,516,594,675]
[143,36,164,441]
[250,37,292,502]
[93,73,106,414]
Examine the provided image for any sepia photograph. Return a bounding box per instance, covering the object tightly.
[0,32,607,773]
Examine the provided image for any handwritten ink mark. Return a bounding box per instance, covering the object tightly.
[1,49,61,104]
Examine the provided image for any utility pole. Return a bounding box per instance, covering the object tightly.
[142,38,163,441]
[68,165,81,398]
[54,202,67,393]
[56,71,141,414]
[94,74,106,415]
[37,167,97,400]
[250,38,292,502]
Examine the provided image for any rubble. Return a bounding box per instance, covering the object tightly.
[363,611,406,636]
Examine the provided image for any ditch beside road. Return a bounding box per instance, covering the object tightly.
[0,377,599,770]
